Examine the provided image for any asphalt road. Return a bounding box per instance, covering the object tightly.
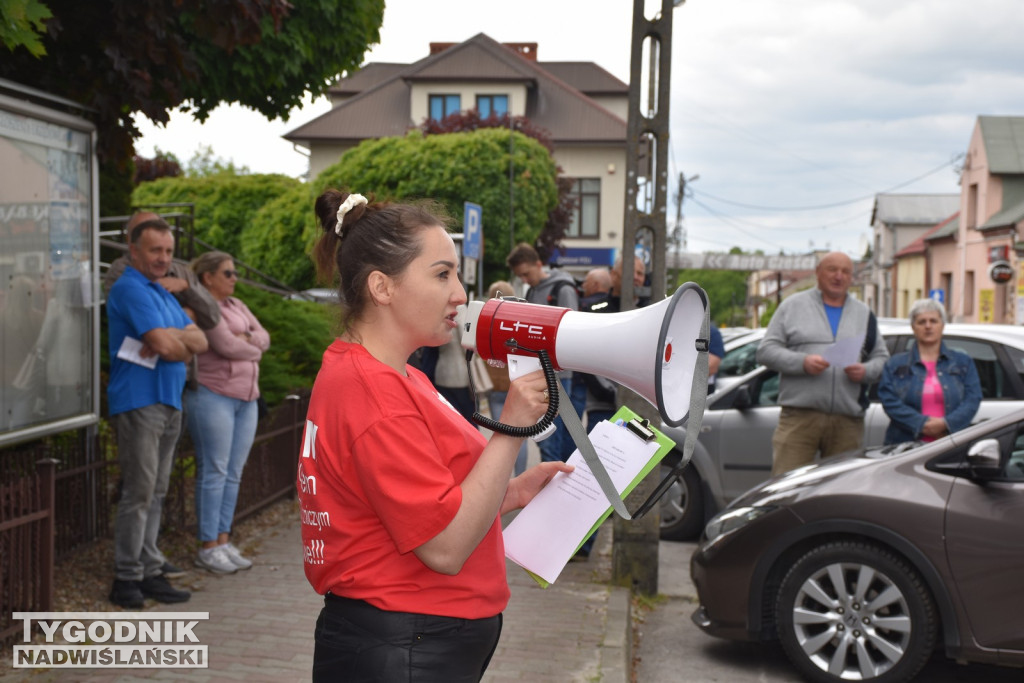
[634,540,1022,683]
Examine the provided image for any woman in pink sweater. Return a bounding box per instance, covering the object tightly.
[186,251,271,574]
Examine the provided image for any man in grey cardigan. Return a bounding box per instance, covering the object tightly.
[756,252,889,475]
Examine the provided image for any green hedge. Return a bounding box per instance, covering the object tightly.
[131,173,302,258]
[314,128,558,287]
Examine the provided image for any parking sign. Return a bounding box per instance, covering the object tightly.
[463,202,482,260]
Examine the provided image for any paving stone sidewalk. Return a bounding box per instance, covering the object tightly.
[6,513,628,683]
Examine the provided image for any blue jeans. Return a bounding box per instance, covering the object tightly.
[488,391,529,475]
[185,386,259,542]
[113,404,181,580]
[539,376,589,464]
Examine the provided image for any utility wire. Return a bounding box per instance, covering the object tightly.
[689,196,872,232]
[681,105,877,190]
[694,155,962,212]
[687,198,785,250]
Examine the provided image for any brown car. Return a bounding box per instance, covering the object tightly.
[690,408,1024,683]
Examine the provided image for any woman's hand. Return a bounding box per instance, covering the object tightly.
[499,369,553,428]
[501,461,575,515]
[921,417,948,438]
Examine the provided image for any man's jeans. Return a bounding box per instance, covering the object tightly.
[487,390,529,476]
[185,386,259,542]
[113,404,181,581]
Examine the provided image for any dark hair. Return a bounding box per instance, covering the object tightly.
[313,190,452,329]
[127,216,172,244]
[506,242,540,269]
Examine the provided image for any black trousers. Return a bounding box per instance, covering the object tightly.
[313,594,502,683]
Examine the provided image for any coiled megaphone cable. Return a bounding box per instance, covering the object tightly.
[466,342,560,438]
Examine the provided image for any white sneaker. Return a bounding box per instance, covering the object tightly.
[223,543,253,570]
[196,546,238,574]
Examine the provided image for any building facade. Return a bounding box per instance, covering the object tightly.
[284,34,629,275]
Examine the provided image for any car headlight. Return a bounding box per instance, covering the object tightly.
[703,506,776,546]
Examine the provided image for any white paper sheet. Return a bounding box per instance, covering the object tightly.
[503,421,660,584]
[821,333,866,368]
[117,336,158,369]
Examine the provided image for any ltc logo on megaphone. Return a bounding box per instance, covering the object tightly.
[459,282,709,427]
[497,320,547,338]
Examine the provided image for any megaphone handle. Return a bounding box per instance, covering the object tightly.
[505,354,540,381]
[504,355,558,441]
[469,350,560,439]
[531,423,557,442]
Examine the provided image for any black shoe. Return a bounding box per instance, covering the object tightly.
[140,574,191,603]
[160,561,187,579]
[109,579,145,609]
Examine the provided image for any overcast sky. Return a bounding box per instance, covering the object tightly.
[134,0,1024,257]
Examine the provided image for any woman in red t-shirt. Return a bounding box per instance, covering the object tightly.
[298,189,572,682]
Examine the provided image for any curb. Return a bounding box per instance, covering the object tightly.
[600,585,632,682]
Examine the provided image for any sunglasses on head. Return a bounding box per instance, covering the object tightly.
[222,269,239,279]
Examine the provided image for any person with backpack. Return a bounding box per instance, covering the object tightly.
[756,252,889,476]
[505,243,584,464]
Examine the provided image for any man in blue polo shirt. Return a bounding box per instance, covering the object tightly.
[107,216,208,608]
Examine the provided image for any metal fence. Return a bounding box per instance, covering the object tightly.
[0,392,308,647]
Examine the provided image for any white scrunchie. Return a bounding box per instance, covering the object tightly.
[335,193,368,236]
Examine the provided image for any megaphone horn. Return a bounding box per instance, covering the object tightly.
[460,282,709,427]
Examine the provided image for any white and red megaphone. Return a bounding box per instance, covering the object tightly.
[459,282,708,427]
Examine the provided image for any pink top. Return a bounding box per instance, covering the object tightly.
[195,297,270,402]
[920,360,945,442]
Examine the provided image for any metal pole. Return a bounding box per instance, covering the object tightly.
[508,115,515,257]
[614,0,679,597]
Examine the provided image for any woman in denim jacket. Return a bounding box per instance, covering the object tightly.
[878,298,982,444]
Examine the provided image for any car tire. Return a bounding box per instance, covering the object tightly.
[775,541,937,683]
[658,462,704,541]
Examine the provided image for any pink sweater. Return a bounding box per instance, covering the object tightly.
[195,297,271,402]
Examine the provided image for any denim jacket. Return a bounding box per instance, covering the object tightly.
[877,342,982,444]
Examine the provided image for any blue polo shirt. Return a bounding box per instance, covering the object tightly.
[106,266,192,415]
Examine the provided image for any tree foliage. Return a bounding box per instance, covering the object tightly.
[131,172,302,258]
[417,110,573,264]
[184,145,251,178]
[0,0,384,171]
[0,0,52,57]
[239,183,320,290]
[673,266,750,327]
[133,149,183,185]
[315,128,560,288]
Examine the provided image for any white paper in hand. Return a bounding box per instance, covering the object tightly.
[117,336,158,369]
[503,421,659,584]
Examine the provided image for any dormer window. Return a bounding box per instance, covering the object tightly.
[429,94,461,121]
[476,95,508,118]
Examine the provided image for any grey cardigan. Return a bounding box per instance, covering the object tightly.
[756,288,889,417]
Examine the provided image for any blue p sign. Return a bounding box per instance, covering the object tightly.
[464,202,482,260]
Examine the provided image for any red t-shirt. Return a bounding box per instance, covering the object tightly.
[297,340,509,618]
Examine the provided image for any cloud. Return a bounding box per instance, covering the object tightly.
[134,0,1024,256]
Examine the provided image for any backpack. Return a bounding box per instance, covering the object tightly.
[545,278,582,307]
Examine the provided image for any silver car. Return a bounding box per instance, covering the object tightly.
[659,322,1024,540]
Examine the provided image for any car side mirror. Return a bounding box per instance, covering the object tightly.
[732,386,753,410]
[966,439,1002,478]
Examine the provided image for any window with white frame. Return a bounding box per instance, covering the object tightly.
[429,94,461,121]
[476,94,508,118]
[567,178,601,238]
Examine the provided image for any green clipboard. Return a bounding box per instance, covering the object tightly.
[523,406,676,588]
